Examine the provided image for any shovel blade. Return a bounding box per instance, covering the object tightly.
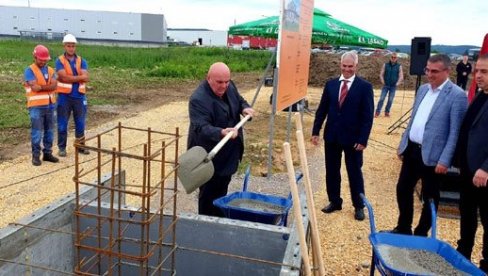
[178,146,215,194]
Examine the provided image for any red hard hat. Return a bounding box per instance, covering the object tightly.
[33,44,51,61]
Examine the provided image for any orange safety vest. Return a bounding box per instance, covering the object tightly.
[56,55,86,94]
[24,64,56,107]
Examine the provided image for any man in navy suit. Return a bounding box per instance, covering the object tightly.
[391,54,468,236]
[311,51,374,221]
[455,54,488,273]
[188,62,255,217]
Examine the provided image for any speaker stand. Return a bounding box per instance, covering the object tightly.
[387,74,422,134]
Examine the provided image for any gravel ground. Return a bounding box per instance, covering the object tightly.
[0,86,484,275]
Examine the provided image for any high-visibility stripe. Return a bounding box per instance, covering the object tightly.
[58,82,72,88]
[28,95,51,101]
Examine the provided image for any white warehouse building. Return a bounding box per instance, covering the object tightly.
[167,28,227,46]
[0,6,167,44]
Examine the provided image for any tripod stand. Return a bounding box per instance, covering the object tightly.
[387,75,422,134]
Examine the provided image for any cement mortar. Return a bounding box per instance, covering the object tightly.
[377,244,468,275]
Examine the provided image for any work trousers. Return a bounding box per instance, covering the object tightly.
[376,85,397,114]
[324,142,365,209]
[29,106,55,157]
[396,141,440,236]
[198,174,232,217]
[457,76,469,90]
[57,96,87,150]
[457,170,488,267]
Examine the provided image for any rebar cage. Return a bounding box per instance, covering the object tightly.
[73,122,181,275]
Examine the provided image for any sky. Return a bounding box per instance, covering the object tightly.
[1,0,486,46]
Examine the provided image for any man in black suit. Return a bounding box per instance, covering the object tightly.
[455,54,488,273]
[187,62,255,216]
[311,51,374,221]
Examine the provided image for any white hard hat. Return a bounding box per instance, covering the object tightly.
[62,34,78,44]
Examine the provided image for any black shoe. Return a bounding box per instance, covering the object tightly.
[42,153,59,163]
[387,227,412,235]
[354,208,365,221]
[78,148,90,155]
[413,229,428,237]
[479,259,488,273]
[321,203,342,214]
[32,156,41,166]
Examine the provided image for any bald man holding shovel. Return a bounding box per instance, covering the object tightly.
[187,62,255,217]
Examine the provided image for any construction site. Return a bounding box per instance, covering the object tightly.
[0,120,314,275]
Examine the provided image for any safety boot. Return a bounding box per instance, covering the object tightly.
[75,136,90,155]
[43,153,59,163]
[32,155,41,166]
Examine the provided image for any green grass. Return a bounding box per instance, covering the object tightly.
[0,39,272,136]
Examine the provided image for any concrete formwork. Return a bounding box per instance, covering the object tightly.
[1,124,311,275]
[0,185,309,275]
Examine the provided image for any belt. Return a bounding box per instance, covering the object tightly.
[409,140,422,148]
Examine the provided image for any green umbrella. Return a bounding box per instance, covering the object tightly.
[228,8,388,49]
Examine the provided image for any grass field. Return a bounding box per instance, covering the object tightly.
[0,40,272,133]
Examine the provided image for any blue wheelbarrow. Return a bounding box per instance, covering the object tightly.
[361,194,484,276]
[213,166,303,226]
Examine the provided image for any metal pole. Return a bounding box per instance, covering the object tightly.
[267,68,279,178]
[250,49,276,107]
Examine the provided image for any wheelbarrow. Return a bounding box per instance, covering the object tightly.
[360,194,484,276]
[213,165,303,226]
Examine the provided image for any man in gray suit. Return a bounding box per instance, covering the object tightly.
[455,54,488,273]
[391,54,468,236]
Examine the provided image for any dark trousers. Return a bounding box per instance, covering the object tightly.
[457,77,468,90]
[198,174,232,217]
[324,142,365,209]
[57,96,87,150]
[396,141,440,236]
[457,170,488,268]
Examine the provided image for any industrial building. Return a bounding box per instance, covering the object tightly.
[167,28,227,46]
[0,6,167,45]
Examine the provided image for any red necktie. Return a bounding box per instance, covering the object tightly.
[339,80,349,107]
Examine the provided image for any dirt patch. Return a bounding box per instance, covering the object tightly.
[308,53,463,90]
[309,53,422,90]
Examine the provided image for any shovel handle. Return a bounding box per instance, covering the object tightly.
[207,114,251,161]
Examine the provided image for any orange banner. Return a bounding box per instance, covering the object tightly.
[276,0,314,111]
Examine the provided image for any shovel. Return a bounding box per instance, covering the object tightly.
[178,114,251,194]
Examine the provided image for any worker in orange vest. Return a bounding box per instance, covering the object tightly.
[56,34,90,157]
[23,45,59,166]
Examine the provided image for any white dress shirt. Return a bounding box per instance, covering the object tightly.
[409,79,449,144]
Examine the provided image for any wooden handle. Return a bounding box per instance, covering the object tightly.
[296,129,326,276]
[283,142,312,276]
[295,112,303,131]
[207,114,251,160]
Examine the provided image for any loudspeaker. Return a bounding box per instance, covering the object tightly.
[410,37,431,75]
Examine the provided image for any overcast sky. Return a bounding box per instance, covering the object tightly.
[2,0,486,46]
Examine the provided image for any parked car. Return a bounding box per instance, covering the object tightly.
[468,48,481,61]
[396,52,409,59]
[448,53,463,61]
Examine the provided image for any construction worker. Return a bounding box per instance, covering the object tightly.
[24,45,59,166]
[56,34,90,156]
